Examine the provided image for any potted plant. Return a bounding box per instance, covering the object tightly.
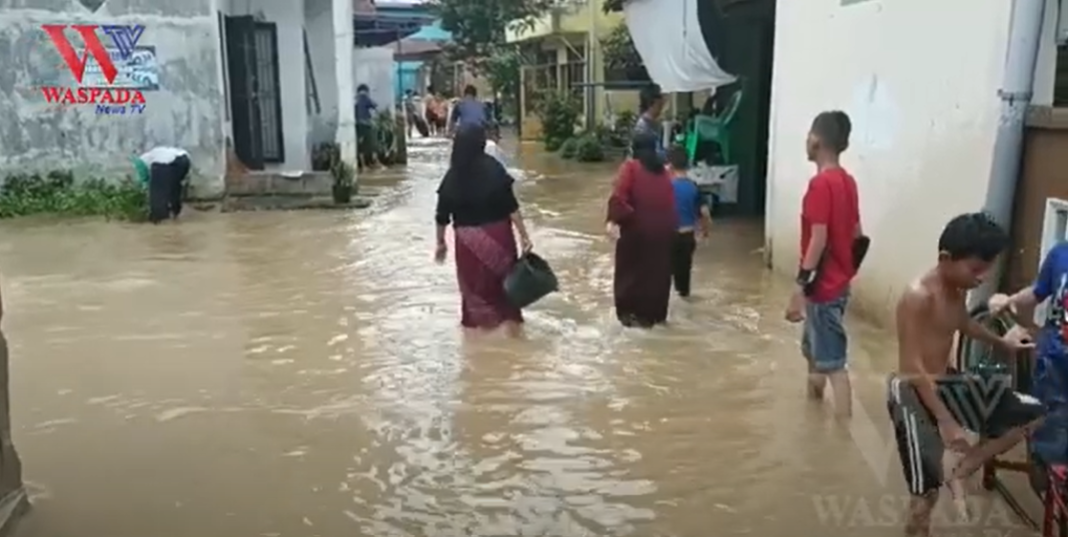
[330,157,355,204]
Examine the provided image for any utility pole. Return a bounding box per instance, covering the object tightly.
[584,0,597,129]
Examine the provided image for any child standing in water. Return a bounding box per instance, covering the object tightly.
[887,213,1042,534]
[667,147,710,298]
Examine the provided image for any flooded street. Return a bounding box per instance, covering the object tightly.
[0,139,1034,537]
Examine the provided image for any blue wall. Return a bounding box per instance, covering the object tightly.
[394,61,423,101]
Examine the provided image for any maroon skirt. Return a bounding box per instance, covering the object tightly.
[453,219,523,329]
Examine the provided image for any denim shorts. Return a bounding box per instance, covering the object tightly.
[801,291,849,373]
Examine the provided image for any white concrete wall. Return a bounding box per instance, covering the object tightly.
[304,0,338,147]
[225,0,309,171]
[0,0,226,197]
[332,0,357,167]
[765,0,1016,319]
[353,47,396,113]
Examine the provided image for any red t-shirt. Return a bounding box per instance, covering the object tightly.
[800,167,860,302]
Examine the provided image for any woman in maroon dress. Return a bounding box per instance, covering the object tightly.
[435,125,533,336]
[607,132,678,327]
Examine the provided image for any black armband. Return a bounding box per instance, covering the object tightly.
[795,268,816,288]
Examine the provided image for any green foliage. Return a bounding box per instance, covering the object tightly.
[480,45,522,119]
[435,0,555,61]
[601,24,643,72]
[604,109,637,147]
[312,142,339,171]
[330,156,355,189]
[435,0,549,119]
[559,131,608,162]
[603,0,625,12]
[374,110,398,165]
[559,136,580,159]
[575,134,606,162]
[0,171,147,221]
[537,91,581,152]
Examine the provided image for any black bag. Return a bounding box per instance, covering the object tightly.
[504,252,559,309]
[802,235,872,297]
[852,235,871,271]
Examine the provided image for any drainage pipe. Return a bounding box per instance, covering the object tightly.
[970,0,1047,308]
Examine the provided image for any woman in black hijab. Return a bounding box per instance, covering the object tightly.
[435,124,532,335]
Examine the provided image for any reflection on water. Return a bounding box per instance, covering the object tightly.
[0,139,1035,536]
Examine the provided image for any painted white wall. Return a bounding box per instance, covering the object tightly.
[305,0,339,147]
[332,0,357,167]
[765,0,1015,318]
[354,47,397,113]
[227,0,309,171]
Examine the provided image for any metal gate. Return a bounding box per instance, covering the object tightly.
[224,16,285,169]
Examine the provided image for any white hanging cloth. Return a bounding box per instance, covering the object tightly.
[623,0,736,92]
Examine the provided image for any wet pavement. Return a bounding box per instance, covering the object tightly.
[0,139,1038,536]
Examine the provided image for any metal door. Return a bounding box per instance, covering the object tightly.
[225,15,264,169]
[252,22,285,163]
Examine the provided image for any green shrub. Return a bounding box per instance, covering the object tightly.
[374,110,397,164]
[312,142,339,171]
[536,91,580,151]
[0,171,147,221]
[575,134,605,162]
[543,137,562,152]
[609,110,637,147]
[559,137,581,159]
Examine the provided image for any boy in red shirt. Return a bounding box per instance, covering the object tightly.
[785,111,862,418]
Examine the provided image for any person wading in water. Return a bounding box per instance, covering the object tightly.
[434,124,532,337]
[633,84,666,159]
[449,85,491,136]
[887,213,1041,533]
[606,131,678,327]
[784,111,860,418]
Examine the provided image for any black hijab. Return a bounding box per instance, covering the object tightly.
[438,124,511,202]
[630,130,665,173]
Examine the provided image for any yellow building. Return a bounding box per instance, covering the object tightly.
[505,0,626,140]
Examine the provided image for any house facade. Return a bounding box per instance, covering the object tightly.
[764,0,1063,320]
[506,0,625,139]
[0,0,228,196]
[0,0,360,199]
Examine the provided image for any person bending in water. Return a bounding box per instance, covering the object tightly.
[888,212,1043,535]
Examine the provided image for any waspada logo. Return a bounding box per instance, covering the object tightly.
[40,24,147,115]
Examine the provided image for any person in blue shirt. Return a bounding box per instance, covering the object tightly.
[667,147,710,297]
[355,84,379,169]
[449,85,491,135]
[634,85,666,159]
[989,242,1068,467]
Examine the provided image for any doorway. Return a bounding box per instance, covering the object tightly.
[224,15,285,170]
[691,0,775,217]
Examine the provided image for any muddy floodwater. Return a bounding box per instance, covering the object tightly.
[0,140,1038,536]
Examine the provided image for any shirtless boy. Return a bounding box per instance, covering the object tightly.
[889,212,1043,536]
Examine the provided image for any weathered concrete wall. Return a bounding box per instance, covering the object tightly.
[304,0,337,148]
[0,0,226,198]
[353,46,395,113]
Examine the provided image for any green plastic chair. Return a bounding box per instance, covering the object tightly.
[685,88,743,165]
[130,156,150,185]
